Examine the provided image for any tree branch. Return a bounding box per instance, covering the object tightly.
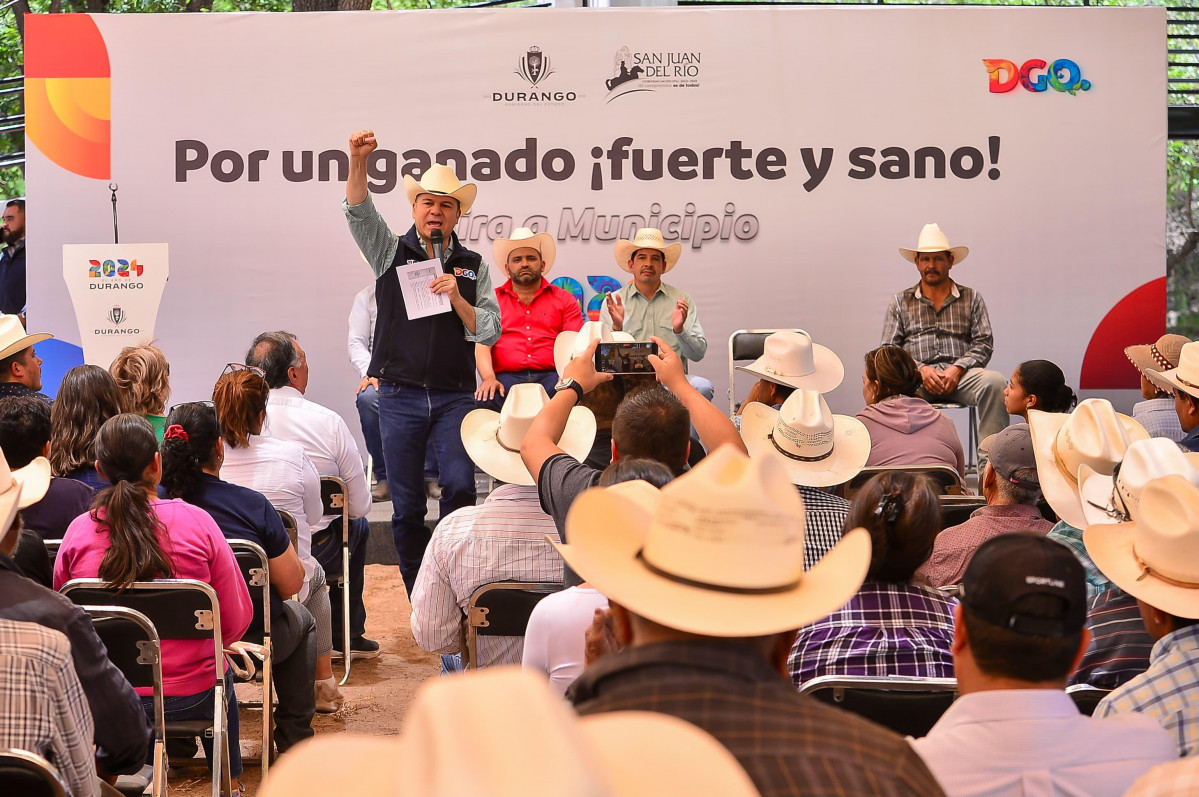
[1169,229,1199,272]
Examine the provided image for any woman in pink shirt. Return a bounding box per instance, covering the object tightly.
[55,414,253,794]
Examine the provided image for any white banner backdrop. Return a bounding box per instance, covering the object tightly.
[28,7,1165,449]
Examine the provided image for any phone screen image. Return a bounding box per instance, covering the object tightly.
[594,341,660,374]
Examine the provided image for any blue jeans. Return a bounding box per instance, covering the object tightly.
[360,383,440,483]
[377,381,477,595]
[475,369,560,412]
[143,670,242,778]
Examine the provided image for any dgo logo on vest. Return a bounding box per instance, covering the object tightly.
[453,267,477,280]
[983,59,1092,95]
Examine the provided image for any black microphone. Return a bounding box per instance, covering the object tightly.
[430,230,450,273]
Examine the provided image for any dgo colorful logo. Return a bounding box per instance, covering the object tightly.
[983,58,1091,95]
[27,15,111,180]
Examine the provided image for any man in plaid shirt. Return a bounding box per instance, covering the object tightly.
[882,223,1009,460]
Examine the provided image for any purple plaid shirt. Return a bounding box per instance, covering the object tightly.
[789,581,956,688]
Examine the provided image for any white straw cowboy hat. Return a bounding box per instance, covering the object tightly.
[1085,475,1199,620]
[492,228,557,275]
[554,446,871,637]
[614,228,682,273]
[553,321,634,376]
[736,330,844,393]
[1126,334,1189,393]
[739,390,870,488]
[402,163,477,215]
[1080,437,1199,527]
[1028,400,1149,530]
[898,223,969,265]
[1147,340,1199,401]
[259,668,760,797]
[461,384,596,486]
[0,314,51,362]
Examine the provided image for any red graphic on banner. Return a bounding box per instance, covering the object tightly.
[1079,277,1166,390]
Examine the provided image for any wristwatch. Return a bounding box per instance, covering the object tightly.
[554,376,585,405]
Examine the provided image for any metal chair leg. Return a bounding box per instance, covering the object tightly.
[339,538,352,686]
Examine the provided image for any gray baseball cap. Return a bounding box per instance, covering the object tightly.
[980,423,1039,488]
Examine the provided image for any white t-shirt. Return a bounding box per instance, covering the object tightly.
[521,587,609,696]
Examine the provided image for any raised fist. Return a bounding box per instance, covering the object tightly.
[349,130,378,158]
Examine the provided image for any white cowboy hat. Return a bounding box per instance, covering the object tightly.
[461,384,596,486]
[739,391,870,488]
[736,330,844,393]
[1147,340,1199,401]
[258,668,761,797]
[1126,334,1189,393]
[402,163,477,215]
[0,315,51,362]
[1028,400,1149,530]
[614,228,682,273]
[553,321,634,376]
[1080,437,1199,527]
[553,446,871,637]
[492,228,557,275]
[1085,475,1199,620]
[898,223,969,265]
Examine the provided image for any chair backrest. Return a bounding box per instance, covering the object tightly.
[464,581,562,670]
[229,540,271,642]
[938,495,987,530]
[726,328,804,417]
[799,675,959,738]
[82,606,166,753]
[319,476,348,520]
[276,508,299,550]
[1066,684,1112,717]
[60,578,225,690]
[42,539,62,569]
[0,749,68,797]
[840,464,964,500]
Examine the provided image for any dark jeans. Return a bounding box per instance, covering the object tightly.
[475,369,560,412]
[271,600,316,753]
[355,385,387,483]
[377,381,476,595]
[143,670,242,778]
[310,516,369,641]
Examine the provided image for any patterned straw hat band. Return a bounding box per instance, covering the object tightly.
[769,432,834,463]
[1150,344,1176,371]
[1134,546,1199,589]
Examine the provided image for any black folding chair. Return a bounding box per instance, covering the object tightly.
[318,476,354,685]
[227,540,273,776]
[42,538,62,568]
[726,328,805,417]
[83,605,166,797]
[799,675,959,738]
[1066,684,1112,717]
[0,749,69,797]
[61,579,234,797]
[839,465,965,500]
[275,510,299,552]
[462,581,562,670]
[938,495,987,530]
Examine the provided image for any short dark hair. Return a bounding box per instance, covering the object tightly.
[246,330,299,389]
[5,199,24,212]
[993,465,1042,505]
[0,395,50,468]
[847,471,941,582]
[611,387,690,476]
[962,600,1082,682]
[0,346,32,384]
[598,457,675,489]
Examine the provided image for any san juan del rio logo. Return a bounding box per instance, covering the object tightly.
[605,45,703,104]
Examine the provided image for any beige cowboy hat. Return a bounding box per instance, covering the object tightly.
[402,163,477,215]
[1147,340,1199,401]
[0,315,51,362]
[461,384,596,486]
[614,228,682,273]
[1085,474,1199,619]
[492,228,557,275]
[740,390,870,488]
[899,223,969,265]
[553,321,634,376]
[1126,334,1190,393]
[736,330,844,393]
[1080,437,1199,527]
[1028,400,1149,530]
[258,668,761,797]
[553,446,871,637]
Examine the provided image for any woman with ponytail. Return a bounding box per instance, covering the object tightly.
[857,346,966,477]
[54,414,253,794]
[211,366,344,713]
[160,401,317,754]
[787,471,954,688]
[1004,359,1078,420]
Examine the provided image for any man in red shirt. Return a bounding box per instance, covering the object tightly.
[475,228,583,411]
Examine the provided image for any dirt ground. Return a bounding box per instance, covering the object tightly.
[171,564,440,796]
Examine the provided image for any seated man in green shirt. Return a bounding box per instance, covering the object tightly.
[600,228,712,400]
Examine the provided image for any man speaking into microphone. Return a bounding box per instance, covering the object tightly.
[343,129,501,596]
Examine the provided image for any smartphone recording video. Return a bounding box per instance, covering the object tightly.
[594,341,660,375]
